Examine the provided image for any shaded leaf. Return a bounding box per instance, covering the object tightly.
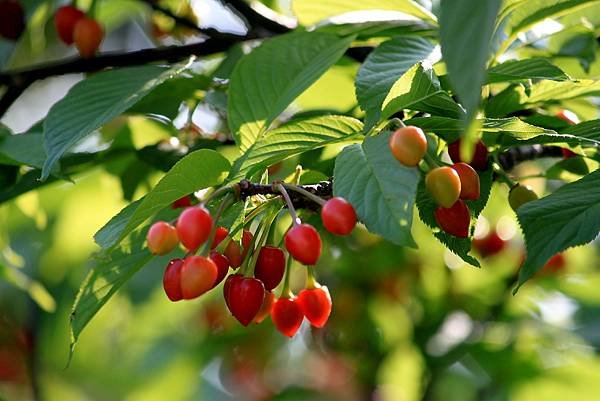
[486,58,569,83]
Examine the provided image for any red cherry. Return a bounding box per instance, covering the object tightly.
[223,273,243,310]
[73,17,103,58]
[146,221,178,255]
[321,197,357,236]
[176,207,213,251]
[209,251,230,288]
[541,253,566,274]
[473,230,506,257]
[171,196,192,209]
[253,290,275,324]
[211,226,229,249]
[285,224,322,265]
[448,139,488,171]
[224,229,253,268]
[451,163,480,200]
[561,148,577,158]
[0,0,25,40]
[163,259,184,302]
[254,246,286,291]
[297,286,332,328]
[228,277,265,326]
[54,5,85,44]
[556,109,579,125]
[434,200,470,238]
[180,256,217,300]
[271,297,304,337]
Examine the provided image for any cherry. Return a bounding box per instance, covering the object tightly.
[171,195,192,209]
[180,256,217,300]
[285,223,322,265]
[73,17,103,59]
[228,277,265,326]
[271,297,304,337]
[211,226,229,249]
[254,246,286,291]
[321,197,357,236]
[540,253,566,275]
[223,273,243,310]
[54,5,84,44]
[426,166,461,208]
[508,184,538,211]
[561,148,577,159]
[0,0,25,40]
[297,286,332,328]
[163,258,184,302]
[556,109,579,125]
[473,230,506,257]
[448,139,488,171]
[389,126,428,167]
[146,221,178,255]
[209,251,230,289]
[176,207,213,251]
[253,290,275,324]
[434,200,470,237]
[224,229,253,268]
[451,163,480,200]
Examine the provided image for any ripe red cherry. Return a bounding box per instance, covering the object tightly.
[180,256,217,300]
[54,5,85,44]
[223,273,243,310]
[146,221,179,255]
[285,224,322,265]
[211,226,229,249]
[176,207,213,251]
[224,229,253,268]
[321,197,357,236]
[0,0,25,40]
[271,297,304,337]
[253,290,275,324]
[473,230,506,257]
[163,258,184,302]
[426,166,461,208]
[451,163,480,200]
[541,253,566,274]
[297,286,332,328]
[228,277,265,326]
[562,148,577,158]
[171,195,192,209]
[448,139,488,171]
[209,251,230,289]
[434,200,470,238]
[254,246,286,291]
[389,126,428,167]
[73,17,103,58]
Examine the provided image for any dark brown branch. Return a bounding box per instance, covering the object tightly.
[217,0,294,34]
[498,145,563,171]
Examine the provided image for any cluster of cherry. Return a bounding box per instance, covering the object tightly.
[54,5,103,58]
[145,187,357,337]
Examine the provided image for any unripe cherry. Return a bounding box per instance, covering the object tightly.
[297,286,332,328]
[0,0,25,40]
[253,290,275,324]
[389,126,428,167]
[448,139,489,170]
[434,200,470,238]
[209,251,230,289]
[254,246,286,291]
[508,185,538,211]
[180,256,217,300]
[285,223,322,265]
[73,17,103,59]
[163,259,184,302]
[426,166,461,208]
[54,5,85,44]
[146,221,178,255]
[176,207,213,251]
[451,162,480,200]
[321,197,357,236]
[224,229,253,268]
[271,297,304,337]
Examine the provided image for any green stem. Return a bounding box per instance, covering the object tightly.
[197,193,233,256]
[276,183,300,226]
[246,208,279,276]
[423,152,439,169]
[199,184,236,207]
[306,266,319,290]
[283,183,326,207]
[492,161,516,187]
[279,256,294,299]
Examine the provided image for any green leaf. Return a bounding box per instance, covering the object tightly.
[94,149,230,249]
[380,62,465,120]
[516,170,600,290]
[42,64,188,179]
[227,32,353,152]
[0,131,46,168]
[486,58,570,83]
[0,262,56,312]
[229,115,363,180]
[355,36,439,129]
[333,131,418,247]
[440,0,501,122]
[292,0,438,26]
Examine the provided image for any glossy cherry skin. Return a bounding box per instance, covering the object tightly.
[556,109,579,125]
[285,224,322,265]
[451,163,480,200]
[228,277,265,326]
[271,297,304,337]
[321,197,357,236]
[426,166,461,208]
[54,5,85,44]
[0,0,25,40]
[211,226,229,249]
[254,246,286,290]
[253,290,275,324]
[171,195,192,209]
[180,256,217,300]
[389,126,428,167]
[224,229,253,268]
[473,230,506,257]
[147,221,179,255]
[176,207,213,251]
[209,251,230,289]
[163,259,184,302]
[297,286,332,328]
[223,273,243,310]
[73,17,103,58]
[434,200,470,238]
[448,139,489,171]
[508,185,538,211]
[541,253,566,274]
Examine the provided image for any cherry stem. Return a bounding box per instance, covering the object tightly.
[246,208,279,276]
[388,118,407,130]
[492,160,516,188]
[198,193,233,257]
[276,183,300,226]
[306,266,319,290]
[200,184,236,207]
[423,152,439,169]
[282,184,327,207]
[279,255,294,299]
